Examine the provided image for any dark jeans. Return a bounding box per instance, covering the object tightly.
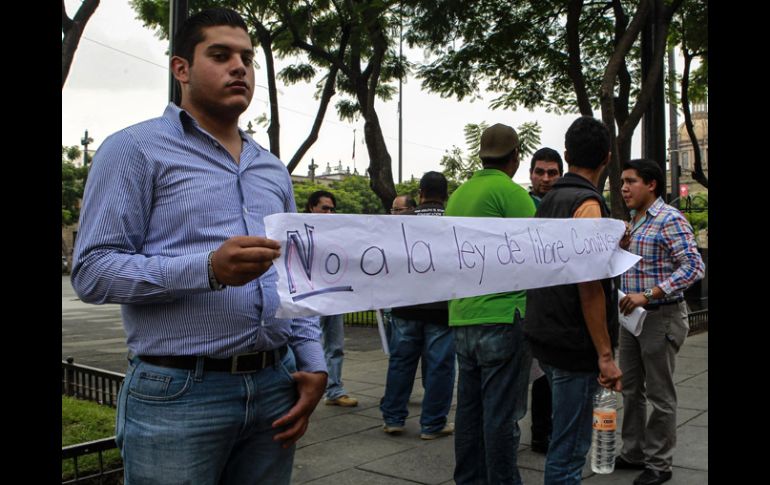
[452,314,531,485]
[531,373,553,443]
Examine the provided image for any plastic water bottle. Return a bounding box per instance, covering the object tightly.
[590,386,617,474]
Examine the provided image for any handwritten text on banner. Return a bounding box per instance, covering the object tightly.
[264,214,640,318]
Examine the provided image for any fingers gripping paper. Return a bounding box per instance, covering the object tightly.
[264,214,640,318]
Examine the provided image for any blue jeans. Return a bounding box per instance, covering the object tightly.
[453,315,531,485]
[541,364,599,485]
[380,316,456,434]
[320,314,347,399]
[115,349,299,485]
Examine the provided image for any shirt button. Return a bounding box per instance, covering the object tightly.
[243,206,249,214]
[213,141,220,148]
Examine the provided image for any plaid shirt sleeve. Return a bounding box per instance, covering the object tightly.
[657,211,705,295]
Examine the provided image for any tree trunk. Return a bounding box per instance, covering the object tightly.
[681,50,708,189]
[256,28,281,158]
[62,0,100,89]
[602,0,681,218]
[600,0,651,218]
[361,109,397,211]
[286,66,339,173]
[566,0,593,116]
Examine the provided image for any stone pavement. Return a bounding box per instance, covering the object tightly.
[62,276,708,484]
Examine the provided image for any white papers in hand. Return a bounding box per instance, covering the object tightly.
[618,290,646,336]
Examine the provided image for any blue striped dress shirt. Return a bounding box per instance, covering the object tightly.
[71,104,325,372]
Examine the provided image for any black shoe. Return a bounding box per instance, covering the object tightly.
[614,455,646,470]
[531,438,549,454]
[633,468,672,485]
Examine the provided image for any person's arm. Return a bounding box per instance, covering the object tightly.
[71,132,280,305]
[71,131,209,304]
[272,315,328,447]
[657,212,706,295]
[578,281,622,390]
[574,197,621,390]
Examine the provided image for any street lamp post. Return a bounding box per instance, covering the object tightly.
[81,129,94,169]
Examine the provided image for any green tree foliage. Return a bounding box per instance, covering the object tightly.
[683,192,707,235]
[331,175,386,214]
[292,175,384,215]
[62,146,88,226]
[394,177,459,203]
[394,178,421,202]
[440,121,541,183]
[292,181,329,213]
[405,0,686,218]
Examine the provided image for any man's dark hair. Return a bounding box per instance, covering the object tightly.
[405,196,418,208]
[173,8,249,65]
[419,171,448,201]
[480,148,518,169]
[305,190,336,212]
[564,116,611,169]
[623,159,665,198]
[530,147,563,174]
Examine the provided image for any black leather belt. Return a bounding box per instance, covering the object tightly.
[139,345,288,374]
[644,297,684,311]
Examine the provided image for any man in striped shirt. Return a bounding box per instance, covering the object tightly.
[617,159,705,485]
[71,8,326,485]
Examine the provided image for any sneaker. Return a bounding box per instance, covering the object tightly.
[420,422,455,440]
[614,455,647,470]
[382,423,404,434]
[324,395,358,407]
[633,468,672,485]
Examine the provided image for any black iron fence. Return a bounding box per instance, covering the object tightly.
[687,308,708,335]
[62,358,125,408]
[62,437,122,484]
[345,308,708,334]
[343,310,379,327]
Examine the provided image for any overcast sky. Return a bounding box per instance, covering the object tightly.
[62,0,645,185]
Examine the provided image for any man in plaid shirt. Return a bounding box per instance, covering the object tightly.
[616,159,705,485]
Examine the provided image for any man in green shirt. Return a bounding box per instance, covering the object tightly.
[445,123,535,485]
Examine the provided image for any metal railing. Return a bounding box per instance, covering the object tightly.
[62,437,122,484]
[687,308,708,335]
[62,358,125,408]
[344,310,378,327]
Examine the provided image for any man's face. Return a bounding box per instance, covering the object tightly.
[310,196,336,214]
[390,196,410,214]
[176,26,255,118]
[621,168,656,211]
[529,160,561,197]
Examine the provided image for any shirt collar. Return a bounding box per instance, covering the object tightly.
[630,196,665,220]
[473,168,511,178]
[161,103,255,146]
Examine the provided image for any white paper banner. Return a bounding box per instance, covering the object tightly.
[264,214,641,318]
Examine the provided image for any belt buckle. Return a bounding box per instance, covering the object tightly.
[230,352,264,374]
